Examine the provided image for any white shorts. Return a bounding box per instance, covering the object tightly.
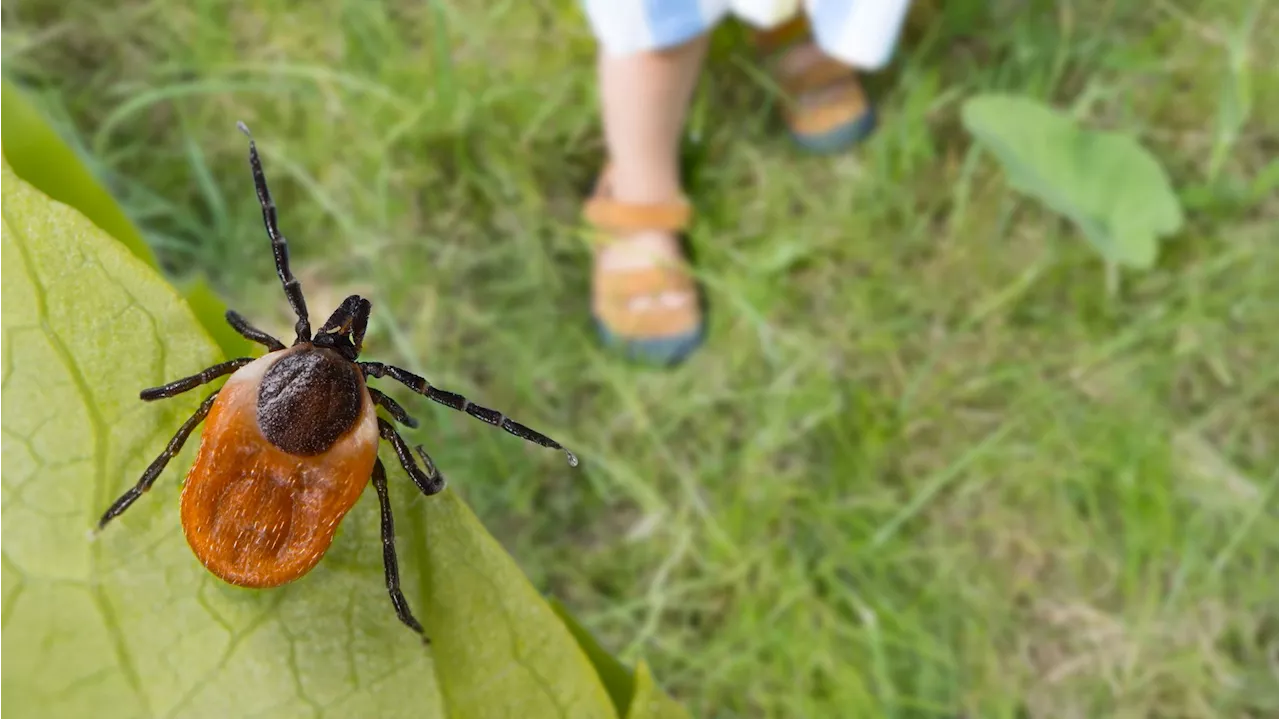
[580,0,913,71]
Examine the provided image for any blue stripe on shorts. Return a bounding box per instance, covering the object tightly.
[644,0,711,50]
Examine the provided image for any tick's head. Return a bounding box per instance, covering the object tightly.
[311,294,371,362]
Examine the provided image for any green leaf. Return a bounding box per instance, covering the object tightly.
[1,162,443,717]
[182,276,258,363]
[1,78,250,359]
[2,140,691,719]
[549,597,636,716]
[961,94,1184,269]
[625,662,690,719]
[548,595,690,718]
[1,79,157,266]
[420,490,618,718]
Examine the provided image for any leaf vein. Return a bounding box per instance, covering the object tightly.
[2,207,154,717]
[161,592,286,719]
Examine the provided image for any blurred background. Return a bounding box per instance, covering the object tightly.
[3,0,1277,716]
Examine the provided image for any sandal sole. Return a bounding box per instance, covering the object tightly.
[593,316,706,366]
[790,107,878,154]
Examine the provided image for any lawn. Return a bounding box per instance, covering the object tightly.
[3,0,1277,716]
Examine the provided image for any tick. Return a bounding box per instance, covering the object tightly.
[97,122,578,639]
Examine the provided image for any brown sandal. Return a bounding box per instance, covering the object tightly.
[752,15,878,152]
[583,168,706,364]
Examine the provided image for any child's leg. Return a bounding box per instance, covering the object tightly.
[599,37,707,219]
[596,36,708,271]
[584,33,712,364]
[751,3,912,153]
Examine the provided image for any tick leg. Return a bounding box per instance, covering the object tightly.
[378,417,445,496]
[237,122,311,344]
[317,295,372,355]
[98,390,219,529]
[361,362,578,467]
[368,387,419,428]
[225,309,286,352]
[140,358,253,401]
[371,457,427,640]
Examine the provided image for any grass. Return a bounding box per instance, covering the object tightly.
[3,0,1277,715]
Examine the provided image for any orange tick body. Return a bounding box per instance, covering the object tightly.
[179,347,378,588]
[97,123,577,639]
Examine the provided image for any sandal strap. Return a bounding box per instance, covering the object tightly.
[751,14,811,55]
[592,265,700,338]
[776,54,855,97]
[584,196,692,234]
[752,16,855,97]
[583,167,692,234]
[594,263,694,300]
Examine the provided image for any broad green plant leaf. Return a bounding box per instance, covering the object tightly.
[550,597,637,716]
[626,662,691,719]
[1,161,443,717]
[419,491,617,717]
[1,161,689,718]
[1,78,251,359]
[961,94,1184,270]
[547,595,690,719]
